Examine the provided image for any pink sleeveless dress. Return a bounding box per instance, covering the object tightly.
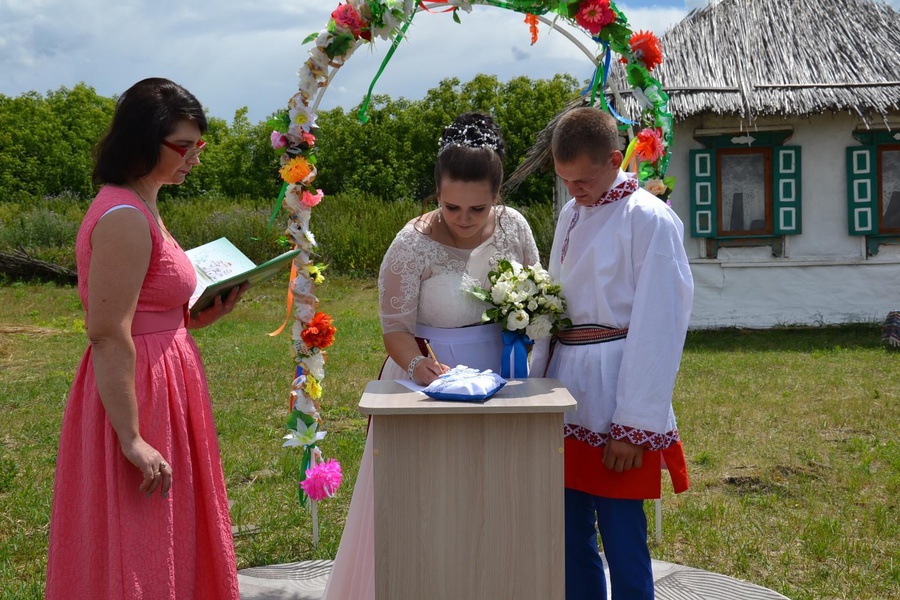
[45,186,239,600]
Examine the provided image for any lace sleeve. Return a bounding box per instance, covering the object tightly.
[497,207,541,267]
[378,227,426,335]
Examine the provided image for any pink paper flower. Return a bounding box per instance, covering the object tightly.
[575,0,616,36]
[301,131,316,147]
[271,131,288,150]
[301,188,324,208]
[300,459,343,501]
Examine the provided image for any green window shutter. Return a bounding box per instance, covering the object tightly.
[773,147,802,234]
[689,149,717,238]
[846,146,877,235]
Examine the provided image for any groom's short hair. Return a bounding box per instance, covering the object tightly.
[551,107,620,165]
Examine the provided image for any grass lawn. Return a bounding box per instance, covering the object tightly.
[1,277,898,599]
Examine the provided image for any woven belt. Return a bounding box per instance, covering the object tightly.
[556,324,628,345]
[542,324,628,377]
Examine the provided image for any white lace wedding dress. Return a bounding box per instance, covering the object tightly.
[321,206,539,599]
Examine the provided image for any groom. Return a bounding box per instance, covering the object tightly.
[530,106,694,600]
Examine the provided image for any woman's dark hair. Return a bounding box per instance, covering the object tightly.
[415,112,507,236]
[434,112,506,196]
[92,78,208,185]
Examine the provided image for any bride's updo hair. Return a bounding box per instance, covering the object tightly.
[434,113,506,196]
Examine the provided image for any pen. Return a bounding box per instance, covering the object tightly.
[424,340,439,364]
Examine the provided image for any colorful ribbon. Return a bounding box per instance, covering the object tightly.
[582,42,637,126]
[358,11,416,123]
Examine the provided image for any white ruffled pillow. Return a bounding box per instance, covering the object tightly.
[422,366,507,402]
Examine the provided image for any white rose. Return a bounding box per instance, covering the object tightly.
[544,295,563,312]
[526,314,554,341]
[491,280,513,305]
[527,299,539,312]
[506,309,529,331]
[516,278,538,297]
[532,265,551,284]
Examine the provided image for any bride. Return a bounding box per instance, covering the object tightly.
[322,113,540,598]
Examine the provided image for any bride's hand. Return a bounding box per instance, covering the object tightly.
[414,358,449,385]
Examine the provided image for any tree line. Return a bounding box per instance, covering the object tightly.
[0,74,580,206]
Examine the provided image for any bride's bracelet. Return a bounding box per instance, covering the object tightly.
[407,355,428,380]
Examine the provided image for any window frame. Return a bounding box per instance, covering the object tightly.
[877,143,900,235]
[689,129,799,257]
[848,130,900,255]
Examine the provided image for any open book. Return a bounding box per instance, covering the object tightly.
[185,237,301,315]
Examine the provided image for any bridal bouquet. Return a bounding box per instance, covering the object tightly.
[469,259,570,378]
[470,259,570,340]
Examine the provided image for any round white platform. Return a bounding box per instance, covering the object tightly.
[237,558,791,599]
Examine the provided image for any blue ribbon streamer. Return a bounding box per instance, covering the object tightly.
[501,331,530,379]
[580,42,637,127]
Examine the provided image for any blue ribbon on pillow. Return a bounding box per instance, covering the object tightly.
[501,331,530,379]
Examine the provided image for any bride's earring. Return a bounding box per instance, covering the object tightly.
[437,203,442,223]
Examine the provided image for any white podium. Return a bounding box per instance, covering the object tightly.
[359,378,576,600]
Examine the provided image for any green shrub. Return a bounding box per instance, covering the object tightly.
[312,191,422,276]
[0,193,556,278]
[0,193,87,269]
[515,202,556,267]
[162,196,284,265]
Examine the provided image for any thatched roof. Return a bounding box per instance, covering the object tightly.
[505,0,900,192]
[635,0,900,121]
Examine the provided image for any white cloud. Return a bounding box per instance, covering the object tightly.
[11,0,900,127]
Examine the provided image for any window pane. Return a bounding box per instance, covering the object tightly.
[721,153,766,233]
[882,149,900,230]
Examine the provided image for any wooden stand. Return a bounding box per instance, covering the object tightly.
[359,378,576,600]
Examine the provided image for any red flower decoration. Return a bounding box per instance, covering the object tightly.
[634,127,665,163]
[331,3,367,39]
[301,312,337,349]
[575,0,616,36]
[629,30,663,72]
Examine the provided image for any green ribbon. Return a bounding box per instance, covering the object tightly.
[357,11,417,124]
[298,445,312,507]
[266,181,289,235]
[480,0,552,15]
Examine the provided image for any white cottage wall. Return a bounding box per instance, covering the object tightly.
[665,114,900,327]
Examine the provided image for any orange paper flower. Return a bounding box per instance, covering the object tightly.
[525,14,539,45]
[634,127,665,163]
[301,312,337,349]
[280,156,314,184]
[629,30,663,72]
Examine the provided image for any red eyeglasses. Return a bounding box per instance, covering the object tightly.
[161,139,206,160]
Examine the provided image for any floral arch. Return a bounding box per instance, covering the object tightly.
[271,0,673,541]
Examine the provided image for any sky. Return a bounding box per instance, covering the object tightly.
[1,0,892,124]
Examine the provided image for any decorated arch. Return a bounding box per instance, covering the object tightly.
[270,0,674,540]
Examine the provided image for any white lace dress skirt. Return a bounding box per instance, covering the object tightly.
[322,323,503,599]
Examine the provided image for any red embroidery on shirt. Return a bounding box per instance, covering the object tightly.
[565,422,680,452]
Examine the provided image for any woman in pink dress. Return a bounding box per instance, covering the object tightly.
[46,78,245,600]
